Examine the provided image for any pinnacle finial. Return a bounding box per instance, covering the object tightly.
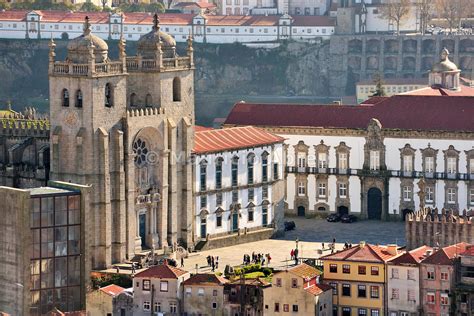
[84,16,91,35]
[441,47,449,61]
[153,13,160,32]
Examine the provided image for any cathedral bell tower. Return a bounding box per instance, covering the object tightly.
[49,17,129,268]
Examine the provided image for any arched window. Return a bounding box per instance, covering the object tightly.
[215,157,223,189]
[247,154,255,185]
[172,77,181,102]
[145,94,152,107]
[130,93,136,107]
[62,89,69,107]
[105,83,113,107]
[199,160,207,192]
[75,90,83,108]
[262,152,268,182]
[231,156,239,187]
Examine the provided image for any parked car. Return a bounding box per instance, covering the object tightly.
[341,214,357,223]
[327,213,341,222]
[284,221,296,231]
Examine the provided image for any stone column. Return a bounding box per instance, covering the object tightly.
[168,119,178,248]
[181,119,194,249]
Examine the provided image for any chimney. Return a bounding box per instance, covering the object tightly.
[359,241,366,248]
[387,244,398,256]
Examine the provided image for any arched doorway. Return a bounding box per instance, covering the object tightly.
[367,188,382,220]
[338,206,349,216]
[402,209,413,221]
[297,206,305,217]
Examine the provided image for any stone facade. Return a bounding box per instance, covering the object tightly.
[48,16,195,269]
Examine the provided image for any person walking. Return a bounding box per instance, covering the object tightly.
[181,257,184,267]
[211,257,215,272]
[294,248,299,265]
[290,249,294,260]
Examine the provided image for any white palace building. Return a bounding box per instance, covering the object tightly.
[0,10,335,43]
[224,49,474,220]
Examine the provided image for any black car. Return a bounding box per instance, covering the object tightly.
[326,213,341,222]
[341,214,357,223]
[284,221,296,231]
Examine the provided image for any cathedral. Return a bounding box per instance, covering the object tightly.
[49,15,195,269]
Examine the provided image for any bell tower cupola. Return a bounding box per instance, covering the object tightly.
[429,48,461,91]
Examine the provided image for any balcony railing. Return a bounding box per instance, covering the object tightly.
[126,56,191,72]
[52,61,125,77]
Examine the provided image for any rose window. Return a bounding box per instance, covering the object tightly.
[133,138,149,167]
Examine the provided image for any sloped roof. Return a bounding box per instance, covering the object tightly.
[194,125,213,132]
[288,263,322,279]
[460,245,474,257]
[99,284,125,297]
[182,273,228,286]
[193,126,285,154]
[305,283,333,296]
[422,243,469,265]
[134,264,188,279]
[321,243,399,263]
[224,92,474,133]
[403,85,474,96]
[357,77,428,85]
[389,245,433,265]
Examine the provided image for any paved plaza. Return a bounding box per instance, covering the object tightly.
[105,218,405,275]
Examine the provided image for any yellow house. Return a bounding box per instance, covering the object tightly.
[321,242,400,316]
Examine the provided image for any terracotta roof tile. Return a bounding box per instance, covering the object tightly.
[134,264,188,279]
[321,244,399,263]
[305,283,332,296]
[193,126,284,154]
[205,15,279,26]
[421,243,469,265]
[182,273,228,286]
[403,85,474,96]
[194,125,213,132]
[460,245,474,257]
[389,245,433,265]
[227,278,270,286]
[288,263,322,279]
[99,284,125,297]
[224,92,474,133]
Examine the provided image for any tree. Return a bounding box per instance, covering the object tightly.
[78,1,102,11]
[435,0,469,33]
[371,73,386,97]
[379,0,411,35]
[417,0,432,34]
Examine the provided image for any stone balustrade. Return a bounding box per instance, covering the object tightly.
[52,61,125,77]
[126,56,192,72]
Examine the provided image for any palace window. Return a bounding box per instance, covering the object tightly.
[170,303,177,313]
[215,158,223,189]
[297,182,306,196]
[232,190,238,203]
[262,185,268,199]
[371,310,380,316]
[440,293,449,305]
[318,152,328,168]
[403,186,412,201]
[172,77,181,102]
[105,83,113,107]
[358,309,367,316]
[262,206,268,226]
[358,285,366,298]
[75,90,82,108]
[297,152,306,168]
[469,158,474,174]
[425,156,434,173]
[200,161,207,192]
[262,152,268,182]
[407,289,416,301]
[160,281,168,292]
[426,187,434,203]
[62,89,69,107]
[403,155,413,172]
[339,183,347,198]
[247,154,255,185]
[248,188,254,201]
[447,188,456,204]
[370,286,379,298]
[370,151,380,170]
[216,213,222,227]
[342,308,351,316]
[427,269,435,280]
[338,152,348,169]
[273,163,279,180]
[343,264,350,274]
[318,182,327,198]
[391,268,399,279]
[200,195,207,209]
[440,271,448,281]
[447,157,457,174]
[216,192,223,206]
[231,157,239,187]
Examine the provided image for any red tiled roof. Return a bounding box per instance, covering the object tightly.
[182,273,228,286]
[224,92,474,133]
[292,16,335,27]
[403,85,474,96]
[134,264,188,279]
[289,263,322,279]
[460,245,474,257]
[389,245,433,265]
[99,284,125,297]
[422,243,469,265]
[205,15,279,26]
[305,283,332,296]
[227,278,270,286]
[124,13,194,25]
[321,243,399,263]
[193,126,285,154]
[360,96,389,104]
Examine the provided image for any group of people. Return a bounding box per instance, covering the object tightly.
[243,252,271,266]
[206,255,219,271]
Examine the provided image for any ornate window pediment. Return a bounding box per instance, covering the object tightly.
[215,207,224,214]
[261,199,270,206]
[198,209,209,218]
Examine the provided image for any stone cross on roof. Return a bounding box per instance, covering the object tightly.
[153,13,160,32]
[84,16,91,35]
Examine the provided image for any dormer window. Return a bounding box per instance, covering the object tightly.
[62,89,69,107]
